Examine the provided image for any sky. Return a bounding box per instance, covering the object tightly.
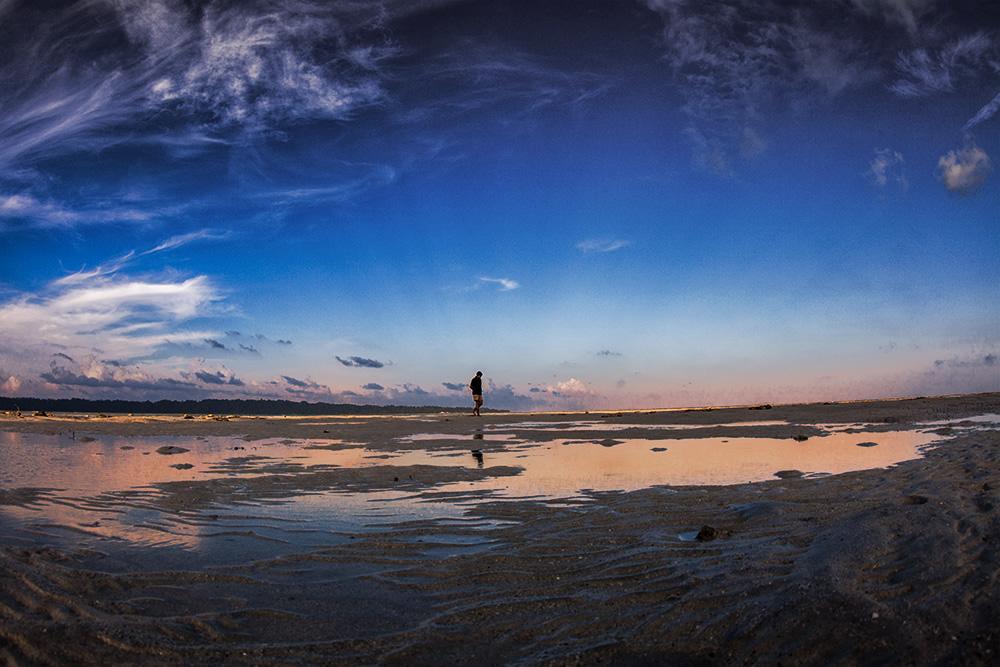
[0,0,998,411]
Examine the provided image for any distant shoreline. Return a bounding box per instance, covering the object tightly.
[3,391,997,418]
[0,395,507,416]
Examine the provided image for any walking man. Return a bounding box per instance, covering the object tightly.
[470,371,484,416]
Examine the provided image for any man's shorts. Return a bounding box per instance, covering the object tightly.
[473,394,483,402]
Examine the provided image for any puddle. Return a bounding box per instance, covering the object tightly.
[483,420,789,432]
[0,432,364,494]
[442,429,942,494]
[0,420,968,559]
[919,414,1000,426]
[397,433,522,443]
[0,427,950,503]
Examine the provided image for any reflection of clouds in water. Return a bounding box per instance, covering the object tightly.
[482,420,790,431]
[918,414,1000,426]
[0,422,961,560]
[2,426,950,497]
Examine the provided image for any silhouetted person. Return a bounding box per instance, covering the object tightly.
[470,371,483,416]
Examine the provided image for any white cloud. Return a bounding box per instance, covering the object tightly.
[0,67,141,174]
[964,90,1000,131]
[0,0,393,179]
[143,229,230,255]
[866,148,908,193]
[478,277,520,291]
[144,2,389,133]
[133,0,394,125]
[0,271,222,361]
[52,231,225,288]
[937,144,993,195]
[890,33,994,98]
[1,374,22,395]
[550,377,598,397]
[576,239,630,254]
[0,1,401,232]
[0,192,155,230]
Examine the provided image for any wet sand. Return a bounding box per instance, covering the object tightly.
[1,393,998,665]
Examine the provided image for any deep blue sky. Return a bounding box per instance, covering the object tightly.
[1,0,997,410]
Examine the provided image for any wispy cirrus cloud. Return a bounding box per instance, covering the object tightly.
[478,277,519,291]
[890,33,995,98]
[138,1,392,135]
[642,0,876,172]
[50,230,227,288]
[0,0,397,230]
[641,1,994,171]
[0,274,221,358]
[143,229,230,255]
[964,91,1000,132]
[0,233,227,369]
[0,0,392,169]
[576,239,629,254]
[0,192,164,231]
[403,39,610,121]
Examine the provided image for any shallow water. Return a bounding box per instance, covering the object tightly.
[0,417,991,560]
[0,425,946,496]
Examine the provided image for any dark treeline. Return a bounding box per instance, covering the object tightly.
[1,396,505,416]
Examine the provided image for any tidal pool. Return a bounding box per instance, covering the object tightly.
[0,417,985,560]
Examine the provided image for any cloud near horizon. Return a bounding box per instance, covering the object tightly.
[191,366,245,387]
[335,355,388,368]
[549,378,597,398]
[39,355,195,393]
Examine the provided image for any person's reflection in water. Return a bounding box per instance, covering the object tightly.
[471,433,484,467]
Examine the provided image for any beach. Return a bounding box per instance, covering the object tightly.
[1,393,998,665]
